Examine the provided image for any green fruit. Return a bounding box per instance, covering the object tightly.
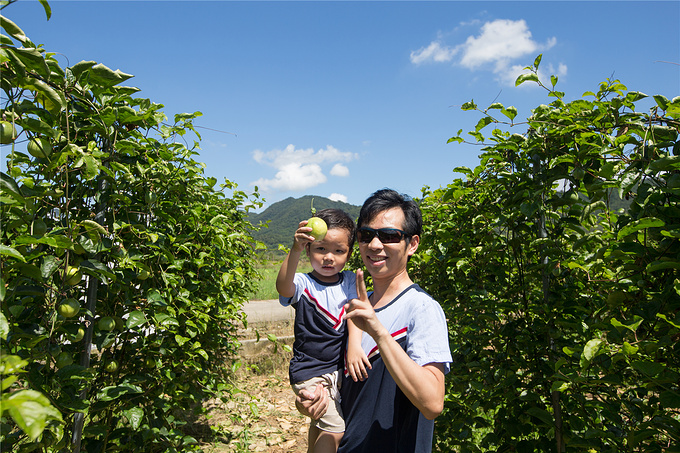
[27,137,52,159]
[31,218,47,237]
[73,327,85,342]
[306,217,328,241]
[572,168,585,180]
[98,316,116,332]
[0,121,16,144]
[104,360,119,373]
[65,266,82,286]
[114,316,125,331]
[137,269,149,280]
[56,352,73,368]
[144,357,156,369]
[667,173,680,189]
[607,290,628,307]
[57,298,80,318]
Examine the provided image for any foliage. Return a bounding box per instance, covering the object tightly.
[0,8,262,452]
[413,55,680,452]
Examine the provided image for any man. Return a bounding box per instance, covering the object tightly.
[298,189,452,452]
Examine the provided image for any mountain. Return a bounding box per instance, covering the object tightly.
[248,195,361,252]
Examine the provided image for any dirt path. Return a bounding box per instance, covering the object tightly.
[198,317,309,452]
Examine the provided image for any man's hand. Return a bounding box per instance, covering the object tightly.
[295,384,329,420]
[344,269,387,339]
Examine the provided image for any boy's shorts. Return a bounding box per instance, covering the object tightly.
[292,370,344,433]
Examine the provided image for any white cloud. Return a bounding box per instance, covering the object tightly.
[251,162,327,191]
[330,163,349,177]
[410,41,458,65]
[250,144,358,192]
[411,19,563,86]
[328,193,348,203]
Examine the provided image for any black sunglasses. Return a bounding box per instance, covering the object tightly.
[357,227,408,244]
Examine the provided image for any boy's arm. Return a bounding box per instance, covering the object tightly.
[276,220,314,298]
[276,246,303,298]
[345,319,371,381]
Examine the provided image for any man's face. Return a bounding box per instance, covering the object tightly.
[358,207,419,282]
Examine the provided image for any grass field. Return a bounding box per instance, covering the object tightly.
[248,259,312,300]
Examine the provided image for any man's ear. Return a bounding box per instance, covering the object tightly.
[407,235,420,257]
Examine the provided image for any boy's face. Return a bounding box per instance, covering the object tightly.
[306,227,352,283]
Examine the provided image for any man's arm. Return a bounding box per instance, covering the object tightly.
[344,270,446,420]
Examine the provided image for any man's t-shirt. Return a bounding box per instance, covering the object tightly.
[338,284,452,453]
[279,271,357,385]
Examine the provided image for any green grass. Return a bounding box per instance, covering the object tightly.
[248,259,312,300]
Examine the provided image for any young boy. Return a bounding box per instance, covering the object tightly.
[276,208,369,453]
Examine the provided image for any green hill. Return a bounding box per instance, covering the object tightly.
[248,195,361,252]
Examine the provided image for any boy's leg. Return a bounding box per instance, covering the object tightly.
[307,424,320,453]
[312,430,343,453]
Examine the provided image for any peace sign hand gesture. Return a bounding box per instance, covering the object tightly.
[344,269,387,340]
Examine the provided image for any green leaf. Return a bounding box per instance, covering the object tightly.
[154,312,179,328]
[96,384,143,402]
[40,255,61,279]
[659,390,680,408]
[649,155,680,172]
[175,335,190,346]
[23,77,66,111]
[0,15,28,44]
[580,338,604,368]
[0,244,26,262]
[1,171,25,203]
[653,94,670,110]
[515,73,539,87]
[501,106,518,120]
[617,217,665,240]
[475,116,493,132]
[38,0,52,19]
[0,312,9,341]
[123,407,144,430]
[4,390,62,441]
[611,316,643,332]
[656,313,680,329]
[646,260,680,273]
[88,63,134,88]
[526,406,553,426]
[631,360,665,377]
[533,54,543,69]
[622,342,638,356]
[126,311,147,329]
[461,100,477,111]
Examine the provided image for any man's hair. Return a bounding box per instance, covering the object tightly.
[357,189,422,238]
[313,208,356,247]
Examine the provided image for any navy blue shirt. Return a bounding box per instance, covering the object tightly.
[279,271,357,384]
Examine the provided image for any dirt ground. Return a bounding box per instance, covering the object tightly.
[198,320,310,453]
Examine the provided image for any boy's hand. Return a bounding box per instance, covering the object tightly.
[346,344,371,382]
[295,384,329,420]
[292,220,316,251]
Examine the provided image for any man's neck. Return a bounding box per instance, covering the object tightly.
[370,270,413,309]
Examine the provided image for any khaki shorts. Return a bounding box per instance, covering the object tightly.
[292,370,345,433]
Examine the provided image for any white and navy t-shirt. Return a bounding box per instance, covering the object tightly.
[338,284,452,453]
[279,271,357,385]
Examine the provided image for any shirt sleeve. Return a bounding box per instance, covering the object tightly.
[406,295,452,374]
[278,273,303,307]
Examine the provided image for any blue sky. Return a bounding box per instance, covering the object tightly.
[4,1,679,209]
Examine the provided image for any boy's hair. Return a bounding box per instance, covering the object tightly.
[357,189,422,240]
[313,208,356,247]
